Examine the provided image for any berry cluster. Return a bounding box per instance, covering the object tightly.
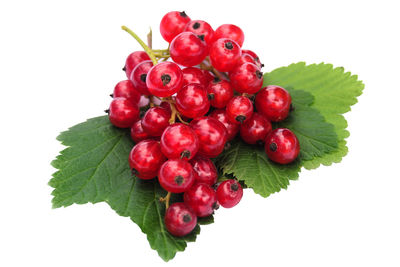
[106,11,300,237]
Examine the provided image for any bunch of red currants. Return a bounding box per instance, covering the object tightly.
[107,11,300,237]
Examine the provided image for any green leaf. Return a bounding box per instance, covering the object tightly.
[50,116,206,261]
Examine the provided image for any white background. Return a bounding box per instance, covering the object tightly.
[1,0,399,266]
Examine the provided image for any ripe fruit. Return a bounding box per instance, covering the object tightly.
[264,128,300,164]
[175,84,210,118]
[229,62,263,94]
[255,85,292,122]
[216,179,243,208]
[209,38,242,72]
[124,51,151,79]
[129,140,166,179]
[240,113,272,145]
[108,97,139,128]
[226,96,254,124]
[190,117,227,158]
[130,120,151,143]
[158,159,195,193]
[141,107,171,136]
[242,49,262,68]
[182,67,207,87]
[236,53,258,67]
[209,109,240,141]
[160,123,199,160]
[190,156,218,186]
[130,60,153,95]
[146,61,183,97]
[112,80,141,105]
[184,183,217,217]
[214,24,245,47]
[165,203,197,237]
[184,20,214,45]
[170,32,208,67]
[207,78,234,108]
[160,11,191,43]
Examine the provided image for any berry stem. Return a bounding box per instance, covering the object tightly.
[176,112,189,125]
[169,102,177,124]
[147,27,152,49]
[121,25,158,65]
[200,62,225,81]
[160,191,172,209]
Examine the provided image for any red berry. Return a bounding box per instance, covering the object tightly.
[159,101,172,113]
[184,20,215,45]
[130,60,153,95]
[165,202,197,237]
[214,24,245,47]
[112,80,141,105]
[158,159,195,193]
[202,70,215,83]
[146,61,183,97]
[240,113,272,145]
[209,38,242,72]
[160,11,191,43]
[209,109,239,141]
[184,183,217,217]
[124,51,151,79]
[130,120,151,143]
[129,140,166,179]
[216,179,243,208]
[207,78,234,108]
[190,117,227,158]
[141,107,171,136]
[175,84,210,118]
[182,67,207,87]
[264,128,300,164]
[242,49,262,68]
[108,97,139,128]
[255,85,292,122]
[161,123,199,160]
[190,156,218,186]
[229,62,263,94]
[170,32,208,67]
[236,53,258,67]
[226,96,253,124]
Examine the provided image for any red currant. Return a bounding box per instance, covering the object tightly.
[160,11,191,43]
[184,183,217,217]
[112,80,141,105]
[229,62,263,94]
[129,140,166,179]
[190,117,227,158]
[146,61,183,97]
[190,156,218,186]
[108,97,139,128]
[216,179,243,208]
[264,128,300,164]
[214,24,245,47]
[182,67,207,87]
[129,60,153,95]
[242,49,262,68]
[240,113,272,145]
[207,78,234,108]
[236,53,258,67]
[170,32,208,67]
[164,202,197,237]
[159,101,172,113]
[184,20,215,45]
[209,38,242,72]
[158,159,195,193]
[209,109,240,141]
[255,85,292,122]
[130,120,151,143]
[175,84,210,118]
[202,70,215,83]
[141,107,171,137]
[226,96,254,124]
[124,51,151,79]
[160,123,199,160]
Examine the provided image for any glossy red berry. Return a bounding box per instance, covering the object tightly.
[182,67,207,87]
[159,101,172,113]
[160,11,191,43]
[190,156,218,186]
[141,107,171,136]
[161,123,199,160]
[226,96,254,124]
[129,140,166,179]
[242,49,262,68]
[175,84,210,118]
[190,117,227,158]
[158,159,195,193]
[240,113,272,145]
[229,62,263,94]
[146,61,183,97]
[236,53,258,67]
[184,183,217,217]
[209,38,242,72]
[265,128,300,164]
[255,85,292,122]
[207,78,234,108]
[202,70,215,83]
[184,20,214,45]
[112,80,141,105]
[124,51,151,79]
[130,120,151,143]
[108,97,139,128]
[170,32,208,67]
[209,109,240,141]
[216,179,243,208]
[130,60,153,95]
[214,24,245,47]
[164,202,197,237]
